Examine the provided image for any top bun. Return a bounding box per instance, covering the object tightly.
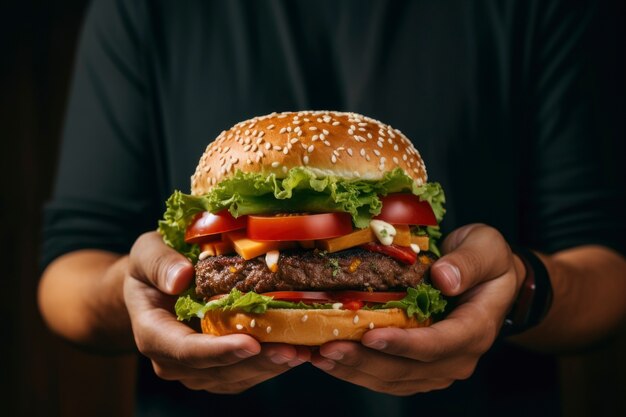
[191,111,427,195]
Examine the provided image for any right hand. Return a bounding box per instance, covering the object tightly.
[123,231,310,393]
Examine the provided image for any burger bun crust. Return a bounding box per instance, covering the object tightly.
[201,308,430,345]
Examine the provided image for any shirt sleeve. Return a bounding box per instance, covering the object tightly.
[516,1,626,256]
[41,0,162,269]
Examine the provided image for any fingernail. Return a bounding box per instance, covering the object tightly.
[234,349,257,359]
[313,359,335,370]
[322,351,344,360]
[364,339,387,350]
[270,354,291,365]
[438,263,461,292]
[166,263,186,292]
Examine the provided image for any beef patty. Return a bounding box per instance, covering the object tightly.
[195,248,435,299]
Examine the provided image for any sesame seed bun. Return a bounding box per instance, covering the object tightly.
[201,308,430,346]
[191,111,428,195]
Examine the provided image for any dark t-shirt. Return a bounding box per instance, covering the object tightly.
[42,1,625,416]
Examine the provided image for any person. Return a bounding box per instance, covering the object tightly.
[38,1,625,416]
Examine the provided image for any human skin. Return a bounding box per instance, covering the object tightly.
[38,224,626,394]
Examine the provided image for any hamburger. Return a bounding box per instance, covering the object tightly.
[159,111,446,345]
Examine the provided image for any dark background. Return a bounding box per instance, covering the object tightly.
[1,1,624,416]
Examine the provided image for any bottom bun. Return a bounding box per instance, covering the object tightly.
[201,308,431,345]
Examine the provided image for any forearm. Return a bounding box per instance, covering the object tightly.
[511,245,626,351]
[38,250,135,351]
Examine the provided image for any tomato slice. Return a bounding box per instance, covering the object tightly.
[375,193,437,226]
[361,243,417,265]
[261,291,334,303]
[247,213,353,241]
[185,210,247,244]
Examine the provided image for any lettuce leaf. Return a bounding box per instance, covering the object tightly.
[378,284,447,321]
[158,167,445,261]
[175,285,446,322]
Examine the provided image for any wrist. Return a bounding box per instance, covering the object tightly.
[500,246,553,337]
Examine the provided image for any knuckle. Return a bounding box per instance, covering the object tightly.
[152,362,176,381]
[456,363,477,380]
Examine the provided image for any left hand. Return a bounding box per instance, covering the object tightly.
[310,224,525,395]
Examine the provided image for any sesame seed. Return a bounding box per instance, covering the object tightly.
[304,118,310,122]
[324,140,331,146]
[267,124,275,130]
[322,129,329,135]
[360,148,366,156]
[358,122,367,127]
[403,154,408,161]
[224,146,230,152]
[309,126,318,131]
[279,127,287,134]
[287,126,292,132]
[303,155,309,164]
[266,326,272,333]
[236,324,244,330]
[290,138,299,144]
[244,130,250,136]
[331,155,337,163]
[332,121,340,126]
[377,142,383,148]
[282,166,288,173]
[244,137,251,145]
[393,156,399,164]
[393,144,399,151]
[256,137,264,144]
[271,161,280,168]
[358,127,366,132]
[333,150,339,156]
[301,314,308,322]
[232,157,239,164]
[353,315,359,324]
[367,133,372,139]
[273,145,282,151]
[293,120,301,125]
[247,159,252,164]
[265,142,271,150]
[369,322,375,329]
[283,147,288,155]
[332,303,343,310]
[380,157,386,164]
[250,319,256,328]
[307,145,314,153]
[252,130,257,136]
[199,251,211,261]
[366,154,371,161]
[258,131,265,137]
[294,126,301,133]
[312,135,319,141]
[319,134,325,141]
[347,148,353,156]
[243,145,251,151]
[374,149,381,156]
[333,329,339,337]
[252,144,258,152]
[354,171,360,177]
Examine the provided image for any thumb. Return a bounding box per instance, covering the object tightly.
[430,224,511,297]
[129,231,194,295]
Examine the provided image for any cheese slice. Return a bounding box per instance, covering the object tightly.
[224,231,296,260]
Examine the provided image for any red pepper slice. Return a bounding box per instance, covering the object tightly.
[360,243,417,265]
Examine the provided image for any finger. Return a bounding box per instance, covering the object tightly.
[317,341,476,382]
[180,369,294,394]
[311,351,453,395]
[153,343,305,383]
[360,296,503,362]
[129,231,194,294]
[125,277,261,368]
[431,224,512,296]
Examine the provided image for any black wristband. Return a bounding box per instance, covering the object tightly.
[500,246,553,336]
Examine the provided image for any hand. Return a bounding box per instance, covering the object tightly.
[123,232,310,393]
[310,224,524,395]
